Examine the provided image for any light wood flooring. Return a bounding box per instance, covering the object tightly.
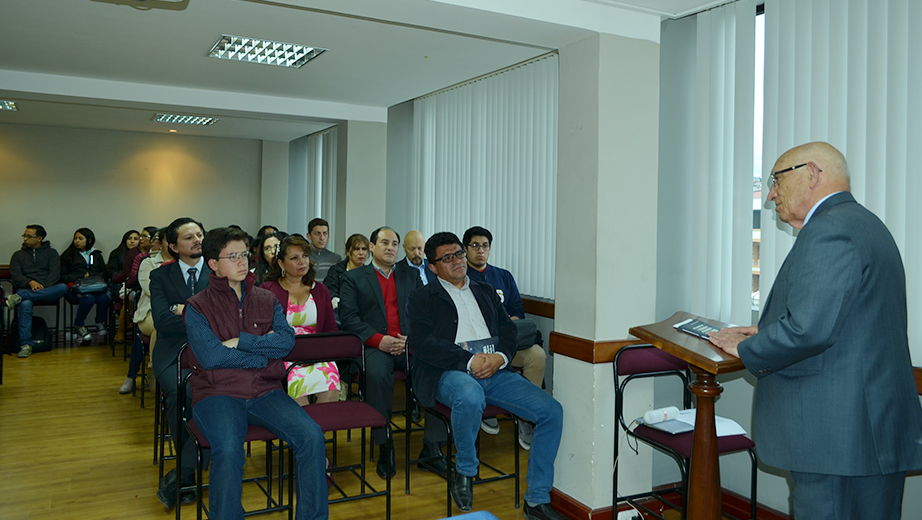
[0,339,535,520]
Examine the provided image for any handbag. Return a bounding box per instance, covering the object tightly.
[73,275,108,295]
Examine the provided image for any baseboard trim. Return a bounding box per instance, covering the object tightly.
[550,486,791,520]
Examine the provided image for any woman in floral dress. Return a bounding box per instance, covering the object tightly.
[260,235,340,406]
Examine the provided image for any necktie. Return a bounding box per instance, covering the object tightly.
[187,267,198,295]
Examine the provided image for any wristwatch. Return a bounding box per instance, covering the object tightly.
[170,304,179,313]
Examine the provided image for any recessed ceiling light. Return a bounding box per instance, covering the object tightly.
[153,113,218,125]
[169,129,178,133]
[0,100,18,111]
[207,34,327,69]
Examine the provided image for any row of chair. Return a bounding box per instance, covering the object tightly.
[155,331,521,519]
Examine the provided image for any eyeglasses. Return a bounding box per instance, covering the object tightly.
[770,163,822,187]
[434,249,466,264]
[263,244,279,252]
[467,242,490,251]
[22,234,38,239]
[218,251,253,263]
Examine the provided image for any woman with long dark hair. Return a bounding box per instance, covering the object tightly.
[107,229,140,275]
[60,228,111,342]
[260,235,339,405]
[252,231,287,286]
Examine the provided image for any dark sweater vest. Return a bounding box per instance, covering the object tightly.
[186,272,285,404]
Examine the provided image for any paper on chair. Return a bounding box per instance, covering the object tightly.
[638,408,748,436]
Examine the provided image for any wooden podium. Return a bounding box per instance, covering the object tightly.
[628,311,746,520]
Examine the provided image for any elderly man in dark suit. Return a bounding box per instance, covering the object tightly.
[406,232,565,520]
[150,217,211,510]
[339,226,445,479]
[710,142,922,519]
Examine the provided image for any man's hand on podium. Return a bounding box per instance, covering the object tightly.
[708,325,758,359]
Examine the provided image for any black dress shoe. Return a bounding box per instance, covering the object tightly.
[416,442,449,478]
[450,473,473,512]
[157,469,196,510]
[523,502,568,520]
[375,444,395,479]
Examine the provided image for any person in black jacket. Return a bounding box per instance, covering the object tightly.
[60,227,110,342]
[407,232,564,519]
[7,224,68,358]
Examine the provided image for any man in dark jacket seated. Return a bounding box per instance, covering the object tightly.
[184,227,328,520]
[407,231,565,520]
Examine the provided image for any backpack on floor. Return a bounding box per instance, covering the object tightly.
[6,315,53,353]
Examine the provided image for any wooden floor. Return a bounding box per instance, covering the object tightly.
[0,340,533,520]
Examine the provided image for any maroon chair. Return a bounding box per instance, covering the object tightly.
[177,345,293,520]
[613,343,757,520]
[411,394,521,517]
[286,332,392,519]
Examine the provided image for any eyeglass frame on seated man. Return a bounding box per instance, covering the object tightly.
[434,249,467,264]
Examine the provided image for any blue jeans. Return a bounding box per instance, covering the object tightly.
[192,389,329,520]
[67,287,111,327]
[436,369,563,506]
[16,284,67,346]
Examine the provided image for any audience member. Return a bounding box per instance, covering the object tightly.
[339,226,446,479]
[119,229,170,394]
[307,217,341,283]
[185,227,328,520]
[113,227,158,343]
[113,226,157,285]
[324,233,369,301]
[407,232,564,519]
[150,217,209,509]
[7,225,68,358]
[394,230,437,286]
[463,226,547,447]
[252,231,287,286]
[107,229,140,276]
[60,227,111,342]
[261,235,340,405]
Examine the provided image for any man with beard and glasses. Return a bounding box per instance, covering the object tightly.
[149,217,210,510]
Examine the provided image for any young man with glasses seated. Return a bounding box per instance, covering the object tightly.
[7,225,68,358]
[462,226,548,448]
[407,232,565,520]
[184,227,328,520]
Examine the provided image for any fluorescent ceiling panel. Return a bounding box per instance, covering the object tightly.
[207,34,327,69]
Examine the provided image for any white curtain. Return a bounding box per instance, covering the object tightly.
[761,0,922,362]
[410,55,558,299]
[658,0,758,327]
[287,128,338,238]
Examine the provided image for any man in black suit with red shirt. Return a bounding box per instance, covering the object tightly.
[339,226,446,479]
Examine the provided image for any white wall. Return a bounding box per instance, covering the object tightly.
[0,123,263,264]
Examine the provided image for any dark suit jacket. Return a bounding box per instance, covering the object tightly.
[339,263,421,345]
[740,192,922,476]
[394,256,438,286]
[150,260,212,378]
[406,278,517,408]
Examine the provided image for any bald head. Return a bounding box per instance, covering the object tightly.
[768,142,851,229]
[403,230,426,266]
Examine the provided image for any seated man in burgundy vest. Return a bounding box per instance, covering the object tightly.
[184,227,328,520]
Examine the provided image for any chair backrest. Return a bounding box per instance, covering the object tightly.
[286,331,364,364]
[613,344,691,430]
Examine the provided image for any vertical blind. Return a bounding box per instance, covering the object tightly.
[410,55,559,299]
[761,0,922,362]
[659,0,758,326]
[287,128,338,238]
